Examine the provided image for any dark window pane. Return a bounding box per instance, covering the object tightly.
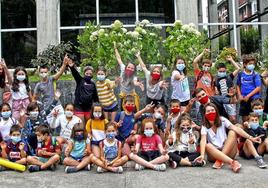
[2,31,37,68]
[1,0,36,29]
[60,0,96,26]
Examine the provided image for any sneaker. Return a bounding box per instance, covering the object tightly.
[154,164,166,171]
[191,160,206,167]
[255,156,268,169]
[170,161,177,169]
[65,166,77,173]
[212,160,224,169]
[230,160,242,173]
[48,164,57,171]
[97,166,104,173]
[135,163,144,171]
[117,166,123,173]
[28,165,41,173]
[84,164,91,171]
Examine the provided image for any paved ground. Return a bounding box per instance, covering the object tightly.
[1,156,268,188]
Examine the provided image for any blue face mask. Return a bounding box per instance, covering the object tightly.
[97,75,106,81]
[1,111,11,119]
[144,129,154,137]
[253,109,263,116]
[74,133,84,141]
[106,132,116,139]
[249,122,259,130]
[11,136,21,144]
[217,72,227,78]
[246,64,255,71]
[176,64,185,71]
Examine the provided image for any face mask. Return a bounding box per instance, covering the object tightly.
[176,64,185,71]
[65,110,73,118]
[93,112,102,118]
[205,112,217,122]
[171,108,180,114]
[39,73,48,79]
[84,76,92,83]
[217,72,226,78]
[202,66,210,72]
[125,69,134,77]
[37,137,44,143]
[74,133,84,141]
[246,64,255,71]
[1,111,11,119]
[125,105,135,112]
[199,95,209,105]
[17,75,26,81]
[249,122,259,130]
[151,73,161,80]
[180,127,191,134]
[154,112,162,119]
[253,109,264,116]
[11,136,21,144]
[106,132,116,139]
[97,75,106,81]
[29,111,39,119]
[144,129,154,137]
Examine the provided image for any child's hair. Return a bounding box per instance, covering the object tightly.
[97,66,106,74]
[170,99,180,107]
[39,65,49,71]
[10,124,21,134]
[64,103,74,109]
[193,87,205,97]
[27,102,40,113]
[251,99,264,109]
[216,63,226,70]
[140,118,158,136]
[90,103,105,120]
[242,54,256,65]
[202,59,212,66]
[155,104,167,117]
[203,103,221,129]
[36,125,50,135]
[124,95,135,104]
[71,123,87,139]
[1,103,11,112]
[12,66,30,93]
[150,66,163,80]
[83,66,94,73]
[248,112,260,119]
[175,113,192,142]
[105,122,117,131]
[174,56,187,75]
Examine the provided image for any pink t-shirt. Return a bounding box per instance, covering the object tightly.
[136,134,162,152]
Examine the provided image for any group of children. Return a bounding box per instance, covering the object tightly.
[0,46,268,174]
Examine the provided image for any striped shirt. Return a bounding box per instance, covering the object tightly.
[86,119,109,142]
[96,79,117,107]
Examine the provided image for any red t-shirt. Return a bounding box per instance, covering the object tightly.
[194,68,215,96]
[136,134,162,152]
[37,136,60,158]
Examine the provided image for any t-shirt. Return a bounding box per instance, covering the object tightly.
[171,70,190,102]
[237,71,261,100]
[215,73,234,95]
[70,138,90,159]
[37,136,60,158]
[12,83,30,100]
[0,117,18,141]
[201,116,232,149]
[85,119,108,142]
[194,68,215,96]
[50,114,82,140]
[145,70,164,100]
[34,77,55,109]
[6,140,28,161]
[136,134,162,152]
[96,79,117,107]
[115,111,135,141]
[119,64,136,94]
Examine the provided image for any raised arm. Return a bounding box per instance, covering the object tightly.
[261,70,268,86]
[135,51,148,73]
[193,49,209,70]
[68,59,83,83]
[114,42,124,66]
[1,59,12,85]
[226,55,241,77]
[53,54,68,81]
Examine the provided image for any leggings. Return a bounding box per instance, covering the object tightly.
[168,151,200,164]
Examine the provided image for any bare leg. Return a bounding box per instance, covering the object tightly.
[149,154,169,165]
[222,130,238,159]
[27,156,44,166]
[110,111,117,122]
[92,145,101,158]
[104,112,109,120]
[75,156,91,170]
[111,156,128,167]
[242,139,258,157]
[91,156,118,172]
[257,138,268,155]
[63,157,80,166]
[206,144,233,164]
[15,158,27,165]
[40,154,60,170]
[180,158,192,166]
[129,153,155,169]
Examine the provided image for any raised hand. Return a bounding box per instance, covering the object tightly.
[19,142,25,151]
[55,89,62,100]
[226,55,234,62]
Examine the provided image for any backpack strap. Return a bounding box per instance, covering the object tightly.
[194,70,205,89]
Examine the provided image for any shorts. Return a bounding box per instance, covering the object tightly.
[138,150,160,162]
[146,97,165,107]
[70,155,83,162]
[168,151,200,163]
[74,111,91,117]
[37,156,50,163]
[103,102,118,112]
[91,140,102,146]
[180,100,189,107]
[239,100,253,116]
[238,142,261,159]
[224,104,236,116]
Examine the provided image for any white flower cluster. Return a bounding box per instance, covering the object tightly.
[126,31,139,39]
[181,23,201,36]
[111,20,123,29]
[90,31,98,41]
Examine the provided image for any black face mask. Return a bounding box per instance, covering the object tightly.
[180,127,191,133]
[84,76,92,83]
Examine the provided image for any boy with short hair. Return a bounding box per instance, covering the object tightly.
[27,125,61,172]
[251,99,268,126]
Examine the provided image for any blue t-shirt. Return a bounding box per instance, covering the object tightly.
[237,71,261,100]
[70,138,90,159]
[115,111,135,141]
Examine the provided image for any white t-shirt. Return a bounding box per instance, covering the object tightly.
[171,70,190,102]
[145,70,163,100]
[50,114,82,140]
[201,116,232,149]
[12,83,30,100]
[0,117,18,141]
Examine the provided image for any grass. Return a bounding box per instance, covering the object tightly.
[29,74,74,82]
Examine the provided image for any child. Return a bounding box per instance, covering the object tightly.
[64,123,92,173]
[96,67,118,121]
[11,67,32,120]
[27,125,61,172]
[129,118,168,171]
[237,55,262,122]
[86,103,108,158]
[91,122,128,173]
[171,56,190,111]
[166,99,182,134]
[166,114,203,168]
[0,125,27,170]
[195,103,262,173]
[114,42,144,111]
[238,113,267,168]
[0,59,12,104]
[251,99,268,126]
[261,69,268,113]
[0,103,19,141]
[136,51,168,106]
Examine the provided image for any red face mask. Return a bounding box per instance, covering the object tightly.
[205,112,217,122]
[199,95,209,104]
[171,108,180,114]
[151,73,161,80]
[125,105,135,112]
[125,69,134,77]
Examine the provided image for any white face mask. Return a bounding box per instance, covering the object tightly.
[39,72,48,79]
[65,110,73,117]
[154,112,162,119]
[17,75,26,81]
[93,112,102,118]
[202,66,210,72]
